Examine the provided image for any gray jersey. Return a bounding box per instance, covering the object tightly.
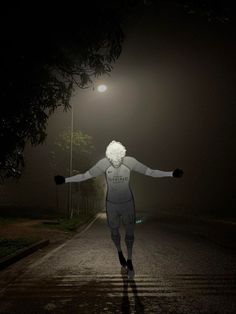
[88,156,148,203]
[66,156,173,204]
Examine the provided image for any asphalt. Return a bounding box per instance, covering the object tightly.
[0,211,236,314]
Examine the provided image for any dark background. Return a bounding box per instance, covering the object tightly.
[1,2,235,218]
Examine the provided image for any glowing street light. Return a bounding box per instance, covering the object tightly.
[97,84,107,93]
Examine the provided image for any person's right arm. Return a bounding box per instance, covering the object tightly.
[54,159,106,185]
[65,171,92,183]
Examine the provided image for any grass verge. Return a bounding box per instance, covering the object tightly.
[0,237,40,259]
[36,213,95,232]
[0,217,23,226]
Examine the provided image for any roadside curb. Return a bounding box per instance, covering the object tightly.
[195,217,236,226]
[157,210,236,227]
[0,213,101,271]
[27,213,101,270]
[74,213,99,234]
[0,239,50,271]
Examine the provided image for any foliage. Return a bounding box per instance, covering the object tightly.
[0,1,144,182]
[52,128,103,203]
[177,0,233,22]
[52,128,95,173]
[1,1,233,182]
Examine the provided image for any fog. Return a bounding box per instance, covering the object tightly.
[1,4,235,217]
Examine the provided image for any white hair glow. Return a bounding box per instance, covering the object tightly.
[105,140,126,167]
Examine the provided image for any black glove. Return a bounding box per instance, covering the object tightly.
[173,168,183,178]
[54,175,65,185]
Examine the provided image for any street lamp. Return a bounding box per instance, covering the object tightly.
[68,84,108,218]
[97,84,107,93]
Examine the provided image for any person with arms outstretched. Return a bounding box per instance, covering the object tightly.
[54,140,183,279]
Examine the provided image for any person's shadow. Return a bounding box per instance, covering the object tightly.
[120,268,145,313]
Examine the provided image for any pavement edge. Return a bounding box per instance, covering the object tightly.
[0,239,50,271]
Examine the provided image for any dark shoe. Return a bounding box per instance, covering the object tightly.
[127,259,135,279]
[127,259,133,271]
[118,251,127,267]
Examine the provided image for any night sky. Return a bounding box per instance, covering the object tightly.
[2,3,236,217]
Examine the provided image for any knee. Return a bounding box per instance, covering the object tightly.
[110,228,120,236]
[111,228,121,244]
[125,234,134,247]
[125,224,135,237]
[125,234,134,241]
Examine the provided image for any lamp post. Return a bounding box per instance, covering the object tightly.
[68,84,107,219]
[68,101,74,218]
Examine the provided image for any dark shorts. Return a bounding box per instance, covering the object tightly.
[106,199,136,229]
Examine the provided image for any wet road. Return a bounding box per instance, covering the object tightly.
[0,212,236,313]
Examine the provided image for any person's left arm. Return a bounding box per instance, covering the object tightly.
[131,158,183,178]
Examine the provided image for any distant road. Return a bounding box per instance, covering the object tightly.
[0,211,236,313]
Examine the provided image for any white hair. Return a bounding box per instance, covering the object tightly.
[105,140,126,166]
